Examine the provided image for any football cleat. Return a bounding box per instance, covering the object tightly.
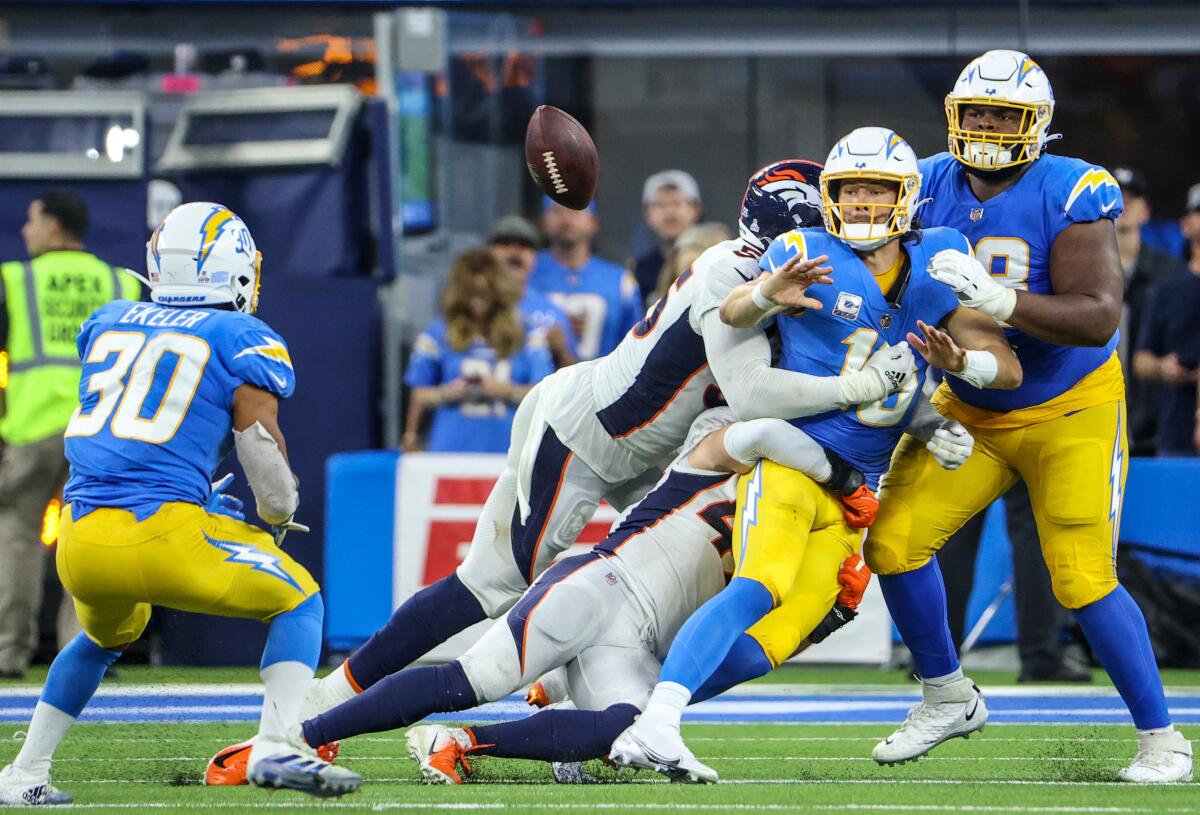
[246,730,361,798]
[610,722,718,784]
[405,725,478,785]
[1117,730,1193,783]
[205,736,339,786]
[872,677,988,765]
[551,761,601,784]
[0,764,73,806]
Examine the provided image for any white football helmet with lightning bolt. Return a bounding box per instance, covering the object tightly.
[137,202,262,313]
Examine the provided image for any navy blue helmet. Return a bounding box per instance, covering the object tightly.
[738,159,824,253]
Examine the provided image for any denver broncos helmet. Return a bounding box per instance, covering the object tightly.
[738,159,824,253]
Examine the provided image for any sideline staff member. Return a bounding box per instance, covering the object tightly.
[0,191,139,678]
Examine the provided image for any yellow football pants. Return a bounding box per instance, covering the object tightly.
[865,398,1127,609]
[732,460,861,666]
[58,501,319,649]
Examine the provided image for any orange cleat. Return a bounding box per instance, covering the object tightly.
[406,725,483,785]
[204,736,340,786]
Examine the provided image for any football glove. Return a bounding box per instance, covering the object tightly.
[206,474,245,521]
[863,341,915,395]
[926,420,974,470]
[822,449,878,528]
[926,249,1017,322]
[808,555,873,644]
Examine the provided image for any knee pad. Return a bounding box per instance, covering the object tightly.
[864,535,925,576]
[1047,549,1118,609]
[459,645,522,703]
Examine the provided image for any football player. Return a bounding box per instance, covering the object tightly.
[294,408,874,782]
[864,51,1192,782]
[0,203,361,805]
[273,160,911,722]
[612,127,1022,783]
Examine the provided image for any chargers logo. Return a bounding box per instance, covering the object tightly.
[1064,168,1120,215]
[233,336,293,369]
[196,207,236,273]
[204,534,304,594]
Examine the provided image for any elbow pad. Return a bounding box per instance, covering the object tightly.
[234,421,299,525]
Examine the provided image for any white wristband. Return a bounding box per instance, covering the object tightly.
[751,280,776,312]
[949,349,999,389]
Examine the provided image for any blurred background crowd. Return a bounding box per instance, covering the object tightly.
[0,0,1198,675]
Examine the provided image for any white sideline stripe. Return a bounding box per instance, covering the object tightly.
[0,682,1197,699]
[0,706,261,717]
[57,778,1197,788]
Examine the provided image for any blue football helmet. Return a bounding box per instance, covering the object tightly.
[738,159,824,253]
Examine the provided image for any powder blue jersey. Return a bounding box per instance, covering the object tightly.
[519,287,579,361]
[919,152,1123,411]
[529,251,641,360]
[405,318,555,453]
[762,227,964,484]
[63,301,295,520]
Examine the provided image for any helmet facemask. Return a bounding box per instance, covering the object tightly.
[820,172,919,252]
[946,97,1053,171]
[232,250,263,314]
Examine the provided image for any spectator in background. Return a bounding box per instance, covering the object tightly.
[0,191,139,679]
[1134,183,1200,456]
[1113,168,1184,456]
[487,215,578,369]
[633,170,702,304]
[403,249,553,454]
[531,198,640,361]
[649,221,731,305]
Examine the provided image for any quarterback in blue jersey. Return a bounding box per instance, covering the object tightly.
[530,199,642,360]
[0,203,361,805]
[613,127,1021,783]
[864,51,1192,782]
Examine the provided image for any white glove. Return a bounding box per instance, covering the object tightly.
[926,420,974,470]
[864,341,915,394]
[927,249,1017,322]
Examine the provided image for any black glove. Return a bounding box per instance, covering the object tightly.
[808,603,858,644]
[823,448,866,497]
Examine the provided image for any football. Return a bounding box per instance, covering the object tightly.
[524,105,599,210]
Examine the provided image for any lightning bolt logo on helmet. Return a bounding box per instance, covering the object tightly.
[196,206,236,274]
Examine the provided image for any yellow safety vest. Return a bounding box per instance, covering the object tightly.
[1,251,139,445]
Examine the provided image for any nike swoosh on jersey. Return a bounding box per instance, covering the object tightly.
[1100,201,1117,214]
[269,372,288,389]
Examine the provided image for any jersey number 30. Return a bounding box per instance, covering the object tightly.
[65,330,210,444]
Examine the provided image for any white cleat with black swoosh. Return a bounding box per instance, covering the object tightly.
[610,722,718,784]
[872,677,988,765]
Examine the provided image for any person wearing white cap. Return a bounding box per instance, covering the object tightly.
[632,170,702,303]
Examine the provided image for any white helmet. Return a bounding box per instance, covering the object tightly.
[140,202,261,313]
[820,127,921,252]
[946,49,1055,171]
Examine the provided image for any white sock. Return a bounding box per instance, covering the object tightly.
[13,702,75,776]
[258,661,315,743]
[319,661,359,709]
[1136,725,1176,737]
[639,682,692,729]
[923,668,965,688]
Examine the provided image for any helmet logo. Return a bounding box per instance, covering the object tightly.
[985,88,997,95]
[855,162,867,169]
[196,207,236,273]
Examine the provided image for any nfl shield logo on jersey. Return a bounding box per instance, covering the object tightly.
[833,292,863,321]
[970,207,984,221]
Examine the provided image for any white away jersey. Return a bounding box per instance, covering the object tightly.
[540,240,762,483]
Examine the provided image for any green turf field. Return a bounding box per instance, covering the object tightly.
[1,722,1195,813]
[1,666,1195,813]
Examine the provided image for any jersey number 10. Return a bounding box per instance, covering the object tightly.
[65,330,210,444]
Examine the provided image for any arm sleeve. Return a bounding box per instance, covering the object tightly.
[702,309,851,421]
[404,331,443,387]
[723,418,833,483]
[225,323,296,398]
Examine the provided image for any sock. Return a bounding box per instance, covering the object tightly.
[878,560,960,679]
[258,595,324,742]
[1075,585,1170,731]
[658,577,774,694]
[346,573,486,690]
[692,633,773,703]
[302,660,476,747]
[469,704,640,762]
[14,633,120,774]
[923,667,965,688]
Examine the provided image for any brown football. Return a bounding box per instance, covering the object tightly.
[524,105,598,210]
